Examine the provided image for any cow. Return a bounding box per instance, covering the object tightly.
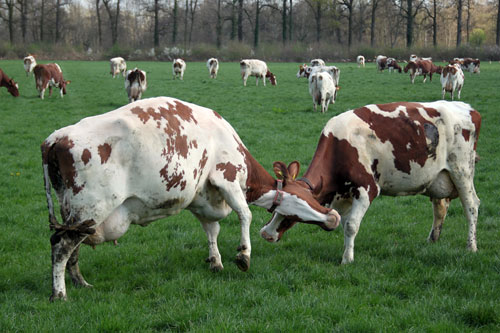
[310,59,326,67]
[41,96,340,301]
[240,59,276,86]
[462,58,480,74]
[33,63,71,99]
[357,55,365,68]
[125,68,147,102]
[23,54,37,76]
[410,54,432,62]
[172,58,186,80]
[110,57,127,78]
[404,59,442,84]
[0,68,20,97]
[441,64,465,100]
[376,55,387,71]
[296,64,340,86]
[387,58,402,73]
[260,101,481,265]
[308,72,339,113]
[207,58,219,79]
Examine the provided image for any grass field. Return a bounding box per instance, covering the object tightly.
[1,58,499,331]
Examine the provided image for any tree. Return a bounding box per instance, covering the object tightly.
[96,0,103,47]
[0,0,16,44]
[339,0,354,48]
[370,0,381,47]
[456,0,463,47]
[172,0,178,44]
[102,0,121,45]
[392,0,425,48]
[215,0,222,48]
[238,0,243,41]
[305,0,324,42]
[15,0,28,43]
[154,0,160,47]
[497,0,500,46]
[423,0,439,47]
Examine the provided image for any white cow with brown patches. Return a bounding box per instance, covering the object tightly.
[125,68,147,102]
[110,57,127,78]
[308,72,338,113]
[260,101,481,264]
[296,64,340,86]
[240,59,276,86]
[172,58,186,80]
[23,54,37,76]
[41,96,340,301]
[441,63,464,100]
[207,58,219,79]
[356,55,365,68]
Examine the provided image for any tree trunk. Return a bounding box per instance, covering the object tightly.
[172,0,178,44]
[216,0,222,48]
[238,0,243,42]
[188,0,198,46]
[466,0,471,44]
[406,0,413,48]
[316,1,321,42]
[497,0,500,46]
[230,0,236,40]
[254,0,260,48]
[96,0,102,47]
[288,0,292,40]
[282,0,287,43]
[17,0,28,43]
[103,0,121,45]
[154,0,159,47]
[457,0,463,47]
[40,0,45,41]
[55,0,61,43]
[370,0,378,47]
[184,0,188,49]
[432,0,437,47]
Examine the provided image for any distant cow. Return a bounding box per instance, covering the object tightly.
[0,68,20,97]
[125,68,147,102]
[41,96,340,300]
[441,64,465,100]
[260,101,481,265]
[296,64,340,86]
[404,59,442,84]
[357,55,365,68]
[454,58,480,74]
[308,72,339,113]
[110,57,127,78]
[173,58,186,80]
[240,59,276,86]
[207,58,219,79]
[376,55,387,71]
[310,59,326,67]
[387,58,402,73]
[23,54,37,76]
[33,63,70,99]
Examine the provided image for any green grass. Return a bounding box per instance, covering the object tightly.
[1,59,499,331]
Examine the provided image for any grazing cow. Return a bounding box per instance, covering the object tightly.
[33,63,70,99]
[296,64,340,86]
[441,64,465,100]
[125,68,147,102]
[310,59,326,67]
[387,58,402,73]
[23,54,37,76]
[376,55,388,72]
[207,58,219,79]
[110,57,127,78]
[410,54,432,62]
[41,97,340,300]
[240,59,276,86]
[260,101,481,265]
[172,58,186,80]
[404,59,442,84]
[308,72,339,113]
[357,55,365,68]
[462,58,480,74]
[0,68,20,97]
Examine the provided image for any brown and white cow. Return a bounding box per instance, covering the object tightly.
[33,63,70,99]
[260,101,481,264]
[441,64,465,100]
[404,59,442,84]
[376,55,387,71]
[240,59,276,86]
[296,64,340,86]
[207,58,219,79]
[456,58,480,74]
[125,68,147,102]
[173,58,186,80]
[309,72,339,113]
[0,68,20,97]
[41,96,340,301]
[23,54,37,76]
[110,57,127,78]
[357,55,365,68]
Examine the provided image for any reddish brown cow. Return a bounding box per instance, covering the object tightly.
[33,63,71,99]
[404,59,442,84]
[0,68,19,97]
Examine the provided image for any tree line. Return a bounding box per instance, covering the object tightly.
[1,0,500,58]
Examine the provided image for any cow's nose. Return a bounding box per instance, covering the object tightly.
[260,230,277,243]
[322,209,341,231]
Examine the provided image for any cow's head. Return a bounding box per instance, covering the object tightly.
[296,64,307,78]
[404,62,416,73]
[6,78,19,97]
[257,161,340,242]
[266,70,277,86]
[61,80,71,95]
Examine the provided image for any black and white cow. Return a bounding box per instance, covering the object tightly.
[41,97,340,301]
[261,101,481,264]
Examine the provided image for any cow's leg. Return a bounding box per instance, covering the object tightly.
[341,189,371,264]
[66,244,93,288]
[242,73,247,86]
[39,88,45,99]
[428,198,451,242]
[457,86,462,99]
[50,231,87,301]
[59,88,64,98]
[442,88,446,100]
[423,74,427,83]
[49,86,53,97]
[198,218,224,272]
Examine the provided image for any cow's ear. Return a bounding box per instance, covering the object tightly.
[66,80,71,85]
[287,161,300,180]
[273,161,288,180]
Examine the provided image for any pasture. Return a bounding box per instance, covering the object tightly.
[1,58,499,331]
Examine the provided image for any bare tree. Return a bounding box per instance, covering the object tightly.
[96,0,103,47]
[305,0,324,42]
[102,0,121,45]
[392,0,425,48]
[288,0,292,40]
[0,0,16,43]
[497,0,500,46]
[216,0,222,48]
[423,0,438,47]
[370,0,381,47]
[339,0,354,47]
[172,0,178,44]
[238,0,243,41]
[15,0,28,43]
[456,0,463,47]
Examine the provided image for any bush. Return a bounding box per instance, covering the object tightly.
[470,29,486,48]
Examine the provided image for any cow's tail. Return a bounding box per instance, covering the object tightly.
[40,141,96,234]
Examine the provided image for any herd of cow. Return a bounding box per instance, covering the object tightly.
[0,54,482,301]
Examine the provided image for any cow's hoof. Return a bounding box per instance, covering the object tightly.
[49,291,67,302]
[206,256,224,272]
[235,253,250,272]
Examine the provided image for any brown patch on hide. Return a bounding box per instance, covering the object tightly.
[98,143,112,164]
[216,162,243,182]
[81,149,91,165]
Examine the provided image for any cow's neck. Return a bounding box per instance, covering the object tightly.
[241,147,276,204]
